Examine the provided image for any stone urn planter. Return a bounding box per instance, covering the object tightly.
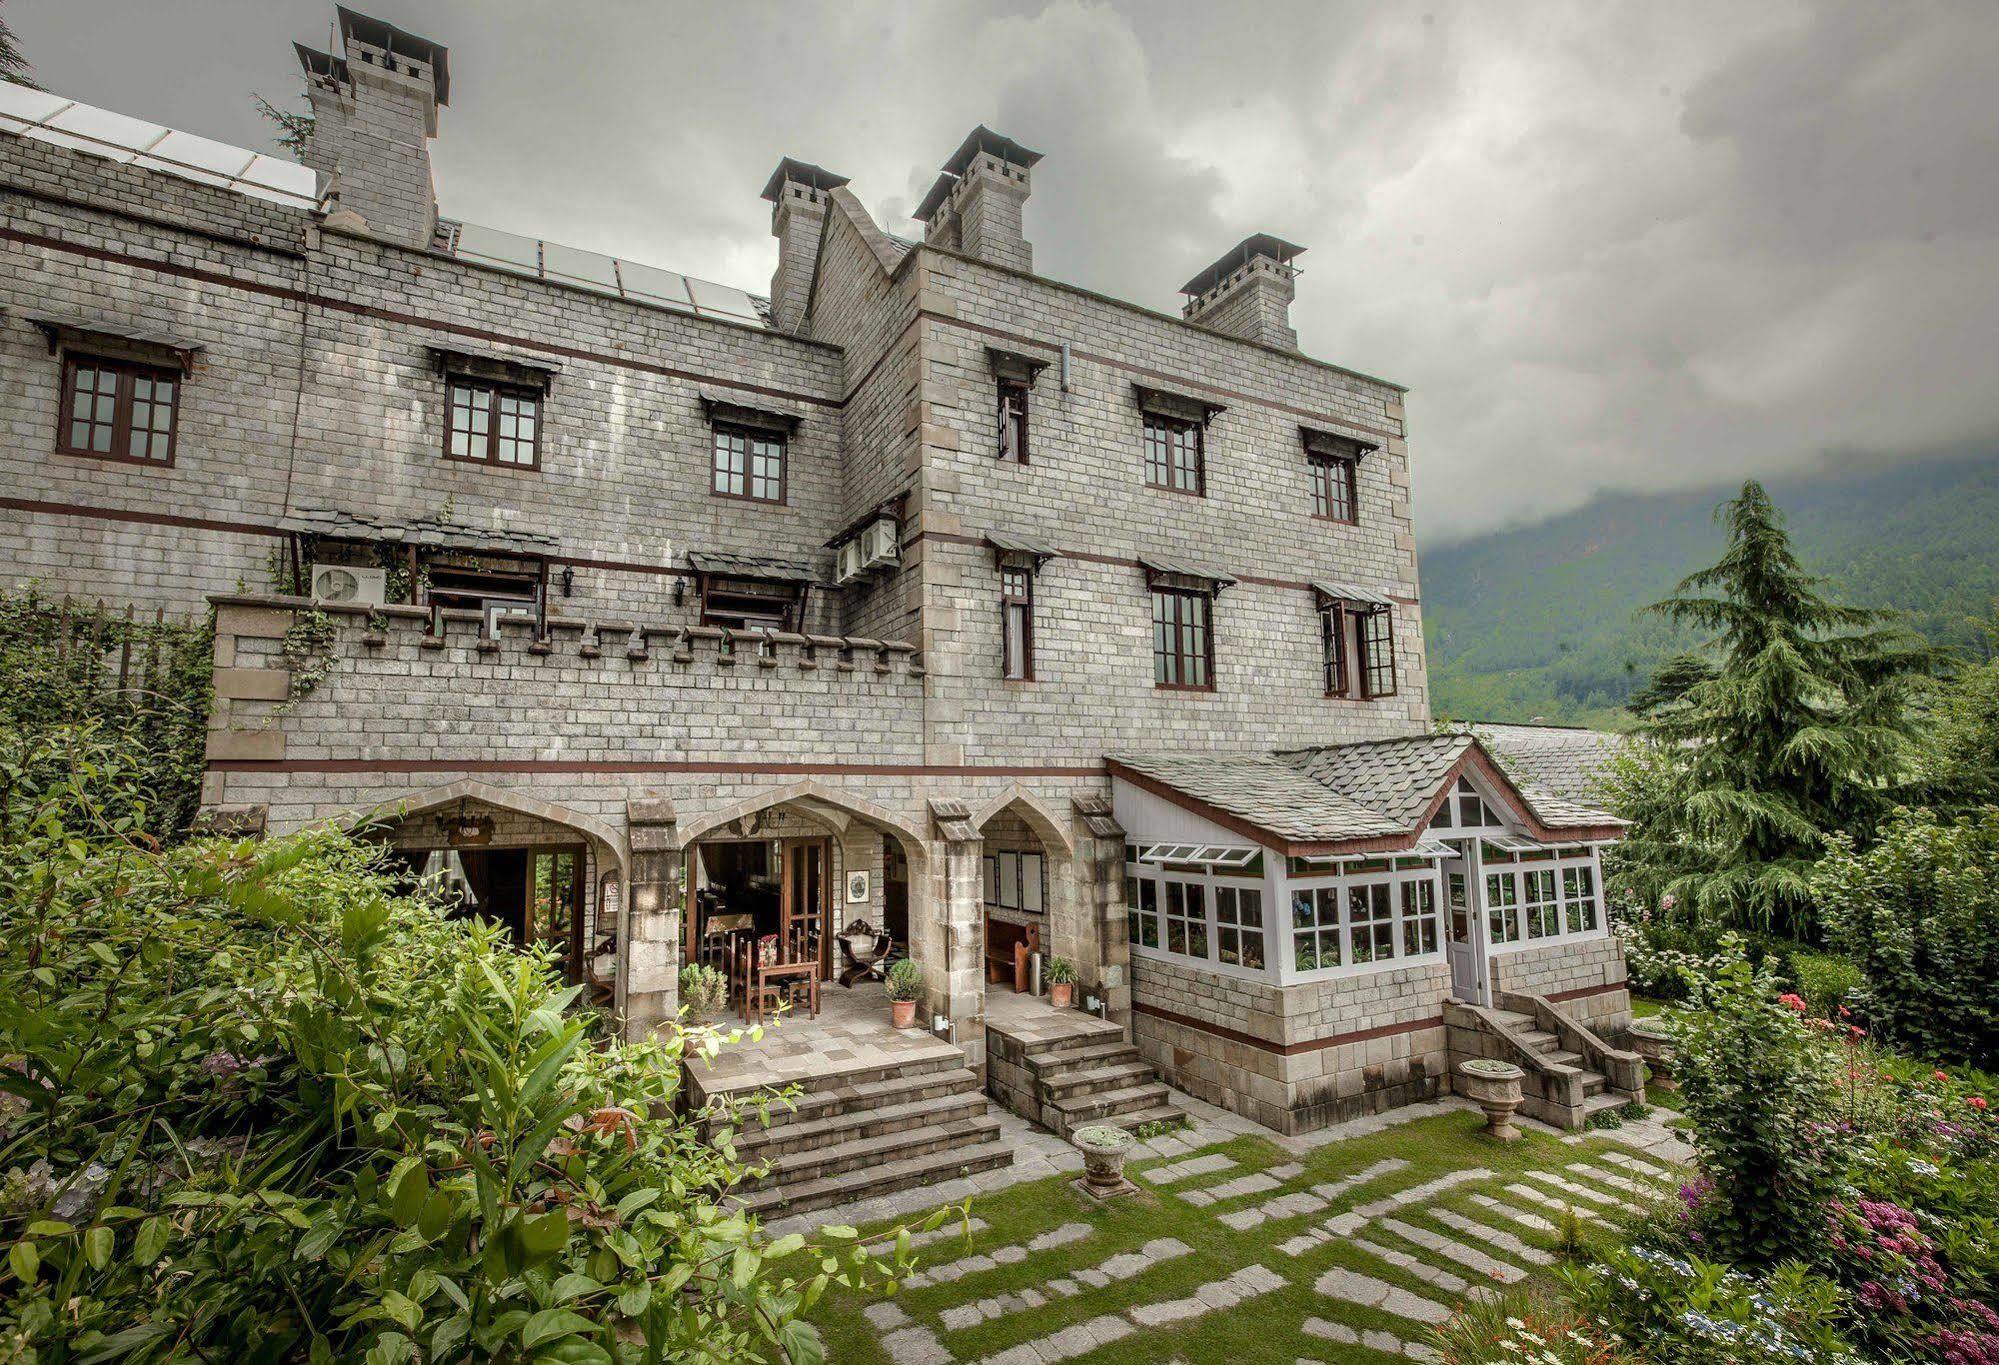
[1629,1017,1676,1089]
[1072,1124,1136,1199]
[1457,1058,1526,1142]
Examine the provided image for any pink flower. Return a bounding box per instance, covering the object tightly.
[1971,1096,1989,1112]
[1778,992,1808,1012]
[1938,1071,1951,1083]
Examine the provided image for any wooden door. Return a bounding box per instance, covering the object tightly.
[780,838,830,971]
[529,848,585,985]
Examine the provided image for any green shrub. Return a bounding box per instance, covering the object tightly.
[1566,1246,1857,1363]
[1814,807,1999,1065]
[678,961,728,1019]
[884,957,923,1003]
[0,725,918,1361]
[1787,949,1862,1020]
[1672,946,1853,1263]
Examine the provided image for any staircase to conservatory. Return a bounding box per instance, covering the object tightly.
[1446,992,1644,1130]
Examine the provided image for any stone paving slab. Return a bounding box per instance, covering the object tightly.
[1314,1264,1452,1324]
[1181,1170,1282,1206]
[1523,1169,1639,1212]
[1427,1207,1554,1266]
[1127,1262,1287,1329]
[1219,1156,1411,1232]
[1351,1236,1484,1298]
[1377,1216,1525,1284]
[1502,1181,1609,1225]
[1565,1160,1662,1200]
[1468,1192,1555,1233]
[1600,1149,1676,1183]
[1138,1152,1236,1186]
[1303,1316,1439,1360]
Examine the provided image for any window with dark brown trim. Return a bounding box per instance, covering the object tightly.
[1001,565,1034,680]
[997,379,1029,463]
[446,375,540,468]
[1142,413,1204,495]
[710,423,786,504]
[1152,587,1213,689]
[1359,607,1398,698]
[1310,453,1358,524]
[699,576,802,632]
[58,354,179,465]
[1320,601,1351,696]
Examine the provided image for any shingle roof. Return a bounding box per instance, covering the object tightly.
[1110,753,1405,844]
[685,551,818,582]
[278,508,556,555]
[1113,732,1623,852]
[1455,722,1627,806]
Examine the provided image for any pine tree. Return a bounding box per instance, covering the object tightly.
[1614,480,1931,939]
[0,4,39,91]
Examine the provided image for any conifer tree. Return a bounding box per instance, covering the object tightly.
[1614,480,1929,938]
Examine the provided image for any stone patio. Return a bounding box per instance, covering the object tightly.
[684,979,965,1103]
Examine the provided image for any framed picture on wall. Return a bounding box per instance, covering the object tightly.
[846,870,870,903]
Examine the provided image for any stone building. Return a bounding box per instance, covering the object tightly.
[0,9,1636,1185]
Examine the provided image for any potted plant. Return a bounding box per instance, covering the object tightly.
[1046,956,1078,1009]
[885,958,922,1028]
[678,963,727,1025]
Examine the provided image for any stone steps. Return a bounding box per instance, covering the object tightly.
[695,1051,966,1131]
[1026,1039,1140,1077]
[1049,1079,1176,1130]
[742,1111,1004,1191]
[1042,1060,1162,1101]
[732,1085,992,1159]
[738,1136,1015,1218]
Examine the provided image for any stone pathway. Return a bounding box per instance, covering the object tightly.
[1179,1162,1302,1207]
[1302,1316,1440,1361]
[1376,1216,1526,1284]
[1427,1207,1554,1266]
[1217,1157,1410,1232]
[1313,1264,1453,1324]
[1138,1152,1236,1186]
[906,1222,1091,1289]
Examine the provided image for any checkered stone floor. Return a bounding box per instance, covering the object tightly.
[804,1094,1693,1363]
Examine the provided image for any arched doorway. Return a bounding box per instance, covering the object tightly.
[970,789,1076,999]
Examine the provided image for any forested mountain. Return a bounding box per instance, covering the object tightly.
[1421,450,1999,728]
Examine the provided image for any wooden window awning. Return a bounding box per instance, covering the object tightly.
[986,531,1058,573]
[986,345,1052,386]
[1133,382,1226,426]
[1141,553,1237,595]
[278,508,558,558]
[1300,425,1378,460]
[698,388,802,436]
[685,550,817,584]
[426,344,559,394]
[23,311,202,371]
[1312,581,1393,611]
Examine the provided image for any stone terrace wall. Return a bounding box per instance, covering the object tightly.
[1131,954,1449,1135]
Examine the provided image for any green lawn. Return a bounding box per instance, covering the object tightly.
[807,1111,1674,1364]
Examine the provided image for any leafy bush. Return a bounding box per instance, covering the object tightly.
[1670,947,1853,1262]
[679,962,728,1019]
[1044,956,1077,986]
[1426,1285,1630,1363]
[884,957,922,1003]
[1789,949,1863,1020]
[1566,1245,1859,1363]
[0,725,915,1361]
[1815,807,1999,1066]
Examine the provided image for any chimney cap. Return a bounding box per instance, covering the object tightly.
[336,7,450,104]
[294,42,350,84]
[1180,233,1306,297]
[939,125,1043,177]
[760,157,851,203]
[911,171,958,224]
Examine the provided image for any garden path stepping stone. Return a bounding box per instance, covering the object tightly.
[1468,1192,1555,1233]
[1127,1263,1287,1328]
[1427,1208,1554,1266]
[905,1222,1093,1288]
[1377,1216,1525,1283]
[865,1301,911,1331]
[1503,1182,1607,1224]
[1218,1157,1410,1231]
[1600,1149,1675,1182]
[1303,1317,1439,1360]
[1181,1170,1281,1206]
[1352,1236,1480,1296]
[1523,1170,1635,1211]
[1313,1264,1452,1324]
[1139,1152,1236,1186]
[1564,1161,1660,1199]
[882,1322,952,1365]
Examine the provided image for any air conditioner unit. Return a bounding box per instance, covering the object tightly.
[309,563,388,607]
[859,517,901,571]
[834,539,866,585]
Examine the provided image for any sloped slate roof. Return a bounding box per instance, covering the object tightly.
[686,551,817,582]
[1456,722,1626,806]
[278,508,557,555]
[1114,732,1622,852]
[1109,753,1405,844]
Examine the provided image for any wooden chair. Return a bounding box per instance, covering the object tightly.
[736,935,821,1025]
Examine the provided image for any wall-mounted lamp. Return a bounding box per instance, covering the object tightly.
[559,566,575,598]
[673,578,686,606]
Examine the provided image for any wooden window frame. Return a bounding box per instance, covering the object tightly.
[1320,602,1351,697]
[698,575,804,632]
[1142,412,1205,497]
[1000,565,1034,681]
[1151,586,1215,691]
[997,378,1029,464]
[1309,452,1358,524]
[1359,606,1398,699]
[443,373,542,470]
[708,421,788,506]
[57,352,181,467]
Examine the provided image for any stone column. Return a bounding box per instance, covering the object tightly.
[622,795,681,1040]
[929,799,988,1070]
[1072,794,1131,1025]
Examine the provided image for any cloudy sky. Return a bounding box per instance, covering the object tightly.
[14,1,1999,543]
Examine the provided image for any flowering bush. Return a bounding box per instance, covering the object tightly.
[1822,1197,1999,1361]
[1565,1244,1859,1363]
[1426,1288,1630,1364]
[1671,947,1853,1262]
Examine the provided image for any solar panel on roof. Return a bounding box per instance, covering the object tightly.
[0,87,320,209]
[541,241,619,291]
[687,276,761,322]
[452,223,540,270]
[439,219,767,327]
[616,260,694,309]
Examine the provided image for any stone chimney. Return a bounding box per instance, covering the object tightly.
[1181,235,1306,350]
[294,9,449,248]
[912,126,1040,272]
[760,158,849,336]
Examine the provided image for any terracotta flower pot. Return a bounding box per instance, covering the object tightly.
[1050,982,1073,1009]
[890,998,917,1029]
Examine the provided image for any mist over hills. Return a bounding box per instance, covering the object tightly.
[1420,451,1999,728]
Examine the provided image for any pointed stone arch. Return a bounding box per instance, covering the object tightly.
[676,779,929,869]
[337,778,629,877]
[969,784,1075,858]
